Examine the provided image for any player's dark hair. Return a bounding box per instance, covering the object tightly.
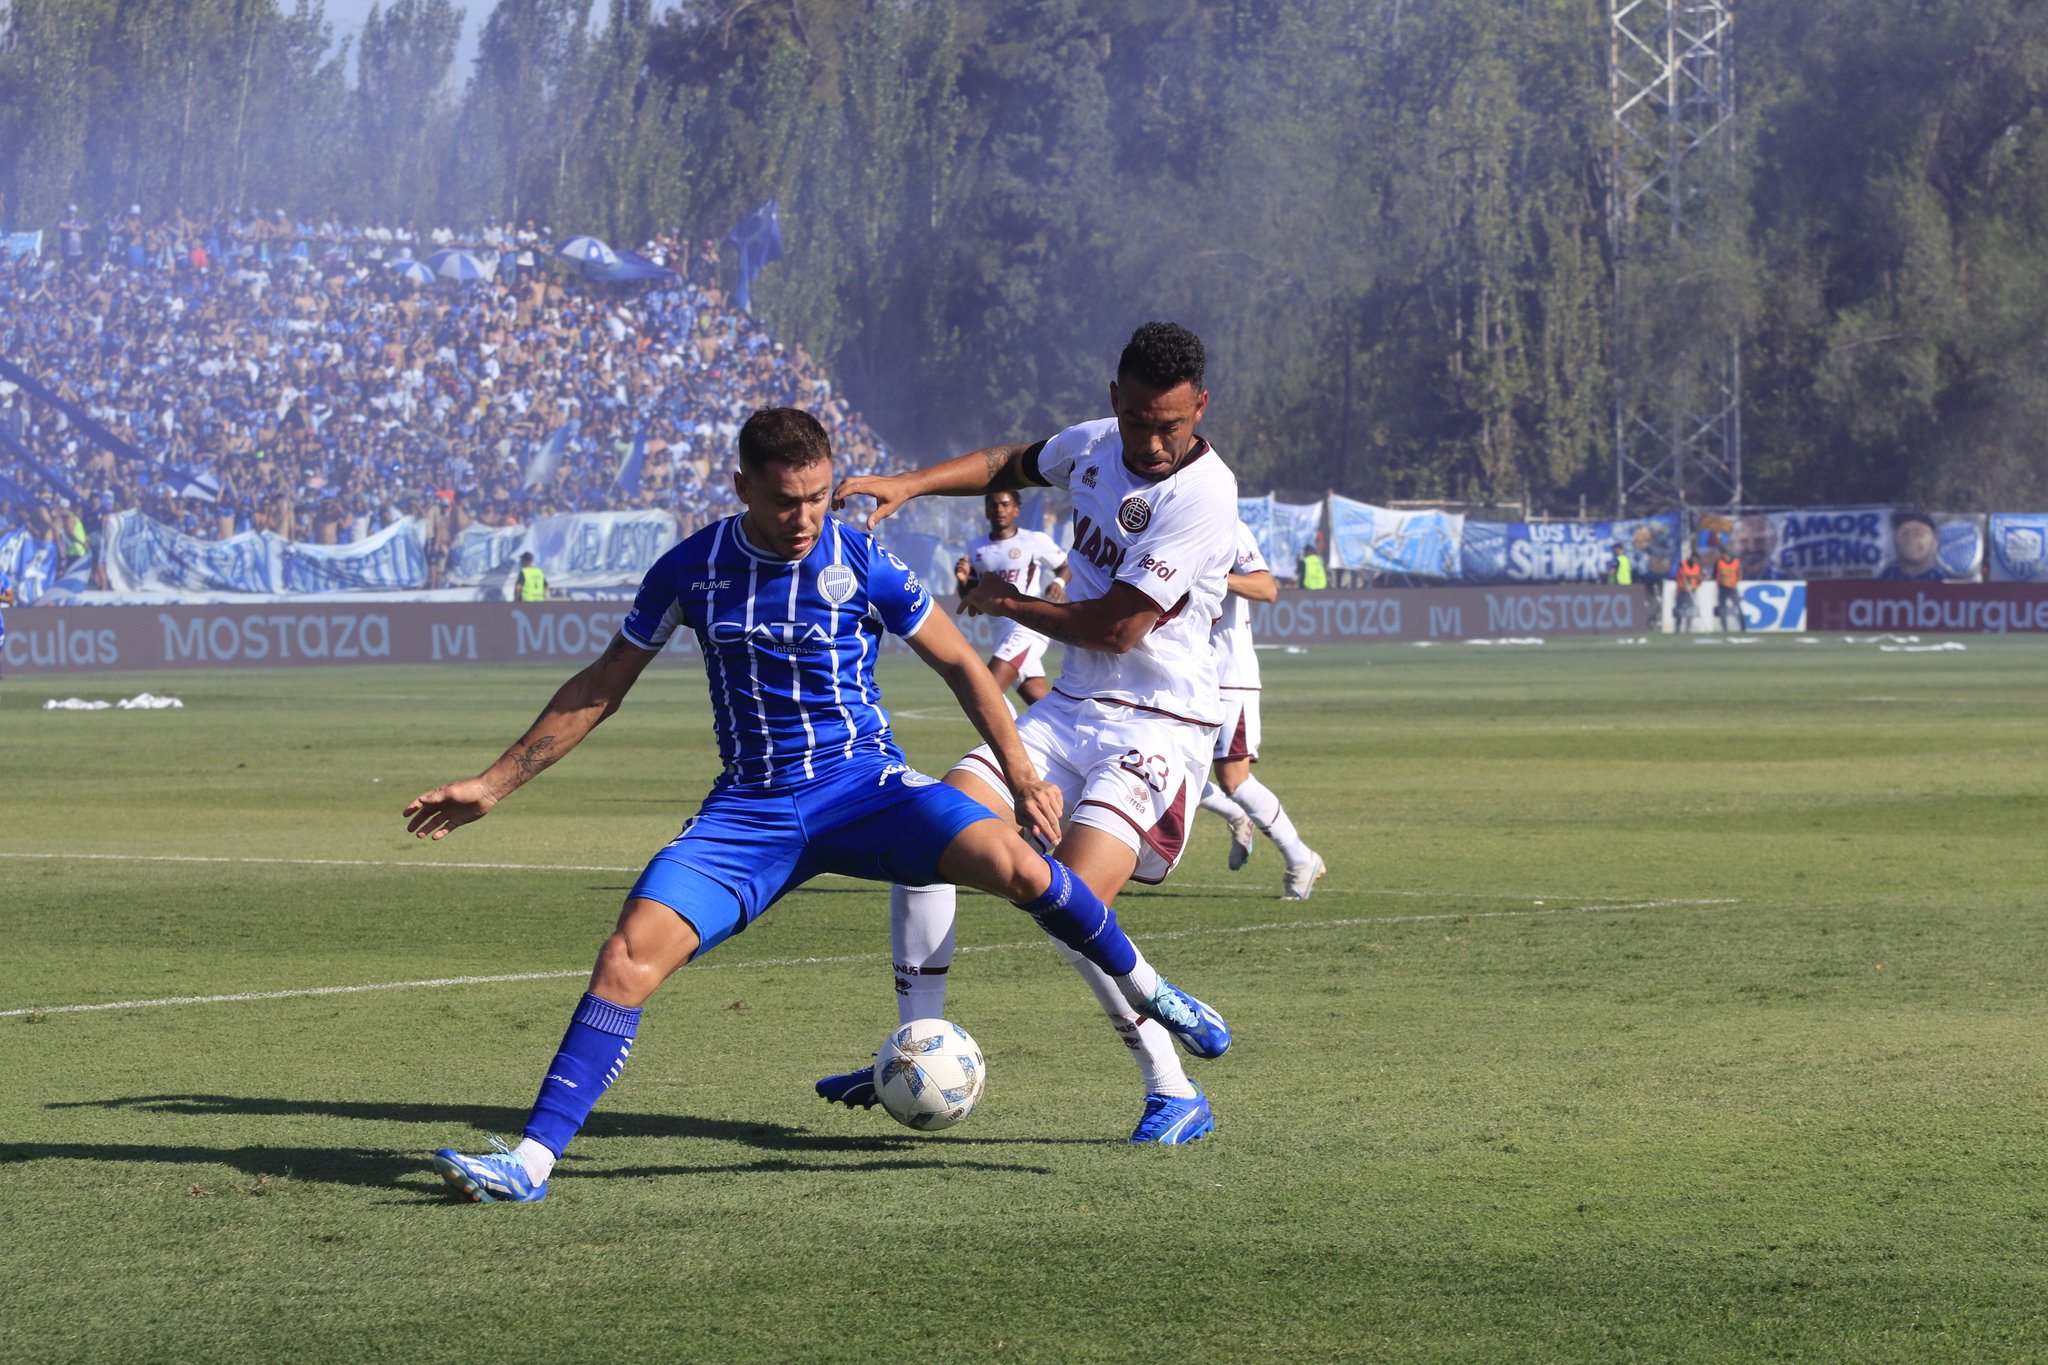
[985,490,1020,510]
[1117,321,1206,393]
[738,407,832,474]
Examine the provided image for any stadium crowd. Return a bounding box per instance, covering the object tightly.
[0,206,904,582]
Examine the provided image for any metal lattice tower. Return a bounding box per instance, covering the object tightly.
[1609,0,1742,514]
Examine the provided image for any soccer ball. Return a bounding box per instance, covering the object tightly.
[874,1018,985,1131]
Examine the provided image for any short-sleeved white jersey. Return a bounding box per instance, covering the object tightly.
[963,529,1066,600]
[1033,417,1238,724]
[1211,520,1268,690]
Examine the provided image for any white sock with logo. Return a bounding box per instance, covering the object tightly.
[890,883,957,1023]
[1230,775,1313,865]
[1048,938,1197,1099]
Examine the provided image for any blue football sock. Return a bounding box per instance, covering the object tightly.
[522,992,641,1158]
[1015,854,1138,977]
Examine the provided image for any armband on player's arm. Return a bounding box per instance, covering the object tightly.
[1011,439,1051,489]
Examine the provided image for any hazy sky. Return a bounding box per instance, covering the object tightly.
[321,0,488,83]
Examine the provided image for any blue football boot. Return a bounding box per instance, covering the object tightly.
[815,1064,879,1109]
[432,1137,547,1203]
[1130,1084,1215,1145]
[1138,978,1232,1059]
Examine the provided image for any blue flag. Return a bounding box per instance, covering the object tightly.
[0,424,82,501]
[167,466,224,503]
[610,429,646,500]
[727,197,785,312]
[523,421,577,492]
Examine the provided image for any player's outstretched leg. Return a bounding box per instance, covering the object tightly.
[1198,781,1256,871]
[816,882,956,1109]
[434,991,641,1203]
[434,898,692,1202]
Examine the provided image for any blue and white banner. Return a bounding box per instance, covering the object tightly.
[1459,512,1680,584]
[282,517,430,593]
[1988,513,2048,582]
[1734,508,1981,581]
[1327,495,1463,578]
[1238,496,1324,579]
[2,231,41,263]
[0,527,62,606]
[447,524,534,585]
[102,510,430,594]
[447,509,681,590]
[1740,509,1888,580]
[1884,512,1983,582]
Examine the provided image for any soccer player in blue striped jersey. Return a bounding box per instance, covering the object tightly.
[407,408,1228,1203]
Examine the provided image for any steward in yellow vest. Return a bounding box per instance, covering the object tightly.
[518,553,547,602]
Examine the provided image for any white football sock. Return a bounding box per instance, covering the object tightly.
[1197,781,1244,822]
[1048,938,1195,1099]
[890,883,957,1024]
[514,1137,557,1185]
[1230,775,1313,865]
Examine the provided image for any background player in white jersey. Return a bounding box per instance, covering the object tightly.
[407,407,1227,1202]
[829,322,1239,1144]
[1196,519,1326,898]
[958,489,1071,705]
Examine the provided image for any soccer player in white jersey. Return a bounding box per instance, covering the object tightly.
[407,408,1227,1203]
[958,489,1071,704]
[1196,519,1325,898]
[826,322,1239,1144]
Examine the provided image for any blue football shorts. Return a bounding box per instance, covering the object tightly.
[627,754,997,956]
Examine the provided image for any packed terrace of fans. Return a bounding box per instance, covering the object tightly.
[0,208,903,580]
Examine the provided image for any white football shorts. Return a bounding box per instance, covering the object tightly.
[1211,688,1262,763]
[951,690,1213,884]
[987,620,1054,682]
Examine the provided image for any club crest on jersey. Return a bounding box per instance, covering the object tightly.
[818,563,857,604]
[1117,494,1152,534]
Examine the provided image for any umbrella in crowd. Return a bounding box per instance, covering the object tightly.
[390,259,436,285]
[425,248,495,283]
[555,235,620,268]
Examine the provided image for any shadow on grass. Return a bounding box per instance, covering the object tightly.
[0,1141,1057,1195]
[49,1093,1115,1148]
[32,1093,1110,1188]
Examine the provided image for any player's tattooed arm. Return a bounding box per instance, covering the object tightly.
[511,735,559,781]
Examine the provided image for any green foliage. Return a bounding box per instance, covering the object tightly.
[13,0,2048,505]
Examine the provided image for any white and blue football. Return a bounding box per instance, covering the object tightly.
[874,1018,985,1131]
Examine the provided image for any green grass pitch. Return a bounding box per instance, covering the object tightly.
[3,634,2046,1361]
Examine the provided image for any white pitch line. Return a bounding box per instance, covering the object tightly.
[0,898,1734,1019]
[0,851,644,874]
[1,850,1693,905]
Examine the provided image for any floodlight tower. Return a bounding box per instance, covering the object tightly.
[1609,0,1742,513]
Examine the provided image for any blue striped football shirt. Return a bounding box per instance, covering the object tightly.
[620,515,935,791]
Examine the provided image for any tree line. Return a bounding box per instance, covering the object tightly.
[5,0,2047,510]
